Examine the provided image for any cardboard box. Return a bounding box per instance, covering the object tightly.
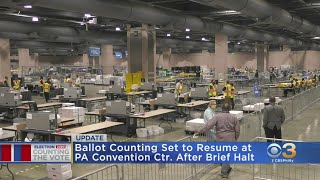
[185,118,205,132]
[229,111,244,120]
[47,164,71,174]
[48,170,72,180]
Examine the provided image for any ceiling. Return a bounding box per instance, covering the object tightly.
[0,0,320,55]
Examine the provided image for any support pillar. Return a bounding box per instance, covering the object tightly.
[214,33,228,79]
[0,38,10,81]
[127,24,156,82]
[82,53,90,66]
[162,48,171,69]
[18,48,31,74]
[256,44,268,72]
[100,45,116,74]
[30,53,39,66]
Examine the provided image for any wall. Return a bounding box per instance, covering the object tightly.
[38,55,127,67]
[157,50,320,71]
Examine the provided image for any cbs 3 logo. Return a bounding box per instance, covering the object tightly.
[267,143,297,159]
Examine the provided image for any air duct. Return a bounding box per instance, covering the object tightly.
[192,0,320,37]
[30,0,307,47]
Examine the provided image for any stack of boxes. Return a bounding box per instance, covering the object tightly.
[59,107,86,123]
[47,164,72,180]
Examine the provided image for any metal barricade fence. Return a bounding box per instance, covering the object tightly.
[251,137,320,180]
[282,86,320,125]
[72,86,320,180]
[72,164,120,180]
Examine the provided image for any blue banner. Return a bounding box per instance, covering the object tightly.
[73,142,320,164]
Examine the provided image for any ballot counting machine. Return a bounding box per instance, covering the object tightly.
[190,87,208,100]
[108,84,123,94]
[26,111,57,130]
[140,82,156,91]
[105,100,133,115]
[155,93,177,107]
[104,100,136,137]
[0,87,10,93]
[0,91,22,107]
[64,87,82,99]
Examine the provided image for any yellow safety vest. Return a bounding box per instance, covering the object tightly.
[208,83,217,97]
[39,79,44,86]
[43,83,51,93]
[66,78,72,83]
[175,83,183,94]
[295,81,300,88]
[224,84,232,98]
[13,80,21,90]
[230,86,236,99]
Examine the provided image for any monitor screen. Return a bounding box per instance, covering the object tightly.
[114,52,122,59]
[88,47,101,56]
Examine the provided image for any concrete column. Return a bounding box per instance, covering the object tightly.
[100,45,115,74]
[93,57,99,68]
[127,24,156,82]
[18,48,31,73]
[0,38,10,81]
[30,53,39,66]
[82,53,90,66]
[162,48,172,69]
[215,33,228,79]
[256,44,268,72]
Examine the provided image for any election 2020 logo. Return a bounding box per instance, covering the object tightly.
[267,143,296,163]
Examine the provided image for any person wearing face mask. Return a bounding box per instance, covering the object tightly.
[263,97,285,142]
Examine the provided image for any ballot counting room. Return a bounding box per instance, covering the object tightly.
[1,0,320,180]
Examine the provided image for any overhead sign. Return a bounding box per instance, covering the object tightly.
[89,47,101,57]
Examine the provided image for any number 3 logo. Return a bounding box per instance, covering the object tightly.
[282,143,297,158]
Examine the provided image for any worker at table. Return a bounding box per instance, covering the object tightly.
[230,82,236,110]
[13,77,21,90]
[301,78,306,91]
[175,80,183,100]
[223,81,232,106]
[3,76,9,87]
[208,80,217,97]
[75,75,81,87]
[307,78,313,89]
[65,75,72,84]
[43,78,51,103]
[294,78,300,94]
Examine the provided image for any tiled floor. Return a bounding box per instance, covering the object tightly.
[0,84,319,180]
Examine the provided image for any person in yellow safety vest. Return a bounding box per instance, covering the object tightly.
[208,80,217,97]
[307,78,313,89]
[301,78,306,91]
[65,75,72,84]
[230,82,236,110]
[13,78,21,90]
[43,78,51,103]
[175,80,183,100]
[223,81,232,98]
[294,78,300,93]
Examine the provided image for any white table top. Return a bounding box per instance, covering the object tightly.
[131,109,176,119]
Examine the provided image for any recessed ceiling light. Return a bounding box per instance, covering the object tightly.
[116,27,121,31]
[167,33,171,37]
[32,17,38,22]
[237,42,241,44]
[186,28,190,32]
[24,5,32,9]
[84,14,92,18]
[202,38,206,41]
[155,27,160,30]
[313,37,320,39]
[186,36,190,39]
